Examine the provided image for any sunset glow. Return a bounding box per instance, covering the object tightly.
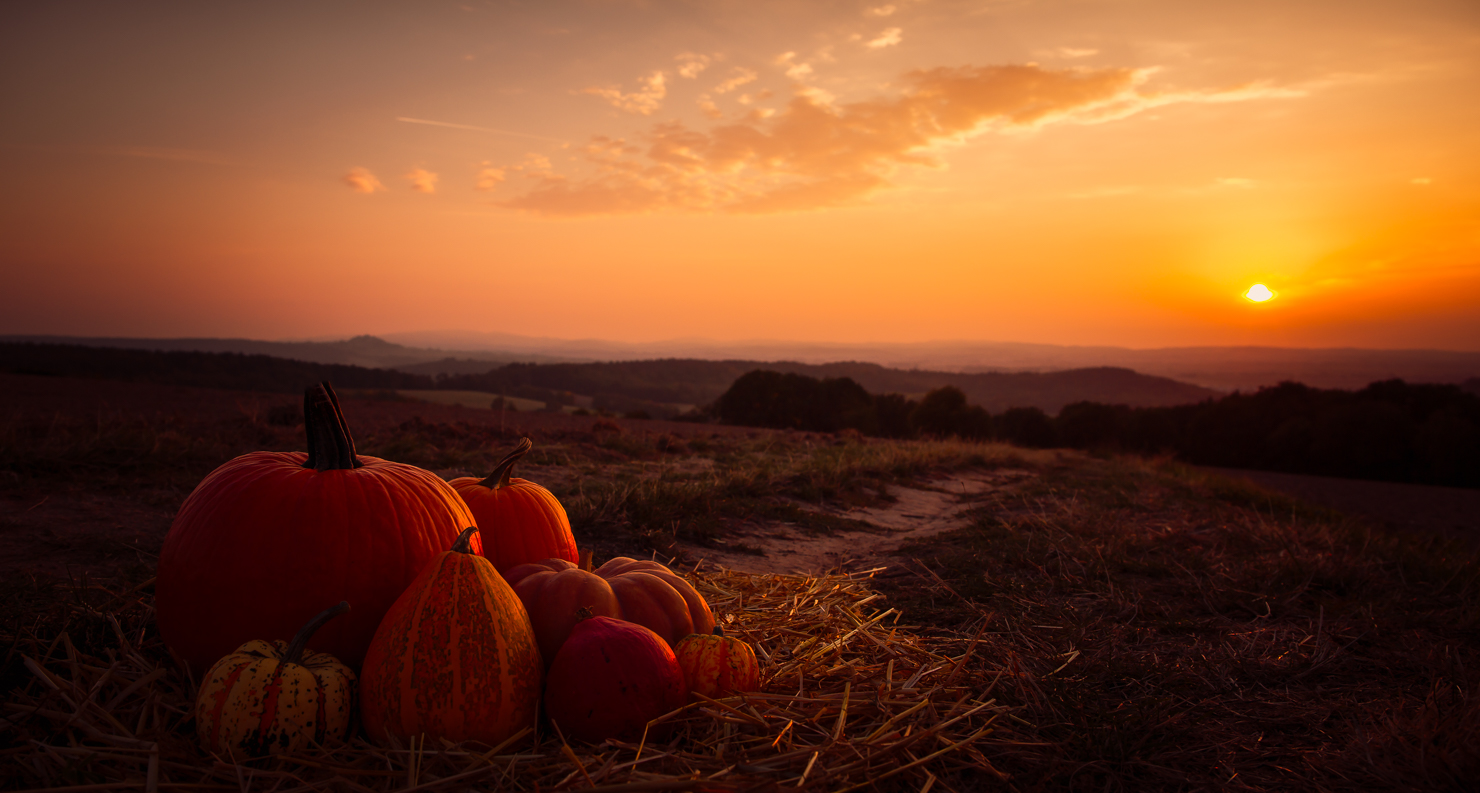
[1,1,1477,350]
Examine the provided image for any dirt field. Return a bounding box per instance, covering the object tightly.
[0,373,761,580]
[3,371,1477,582]
[1202,465,1480,546]
[7,373,1480,791]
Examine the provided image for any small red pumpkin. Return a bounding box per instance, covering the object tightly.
[675,626,760,699]
[359,528,543,747]
[195,601,355,757]
[543,616,687,744]
[448,438,578,574]
[157,383,479,673]
[504,555,715,663]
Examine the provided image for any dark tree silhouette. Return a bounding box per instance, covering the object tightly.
[997,406,1058,448]
[910,386,993,440]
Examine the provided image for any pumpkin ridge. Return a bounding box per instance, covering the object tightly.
[204,659,251,753]
[359,528,541,746]
[250,661,286,755]
[410,552,456,732]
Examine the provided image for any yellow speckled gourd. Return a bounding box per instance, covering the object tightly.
[195,602,356,756]
[674,625,760,699]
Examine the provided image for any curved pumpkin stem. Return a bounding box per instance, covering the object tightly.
[451,527,479,555]
[302,382,364,471]
[477,437,533,489]
[283,601,350,666]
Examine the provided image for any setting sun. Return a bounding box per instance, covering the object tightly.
[1244,284,1276,303]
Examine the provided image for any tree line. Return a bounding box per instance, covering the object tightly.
[0,342,434,393]
[712,370,1480,488]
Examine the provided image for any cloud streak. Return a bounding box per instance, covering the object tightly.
[581,71,668,115]
[406,168,438,193]
[343,167,384,194]
[498,64,1305,217]
[396,116,566,143]
[866,28,903,49]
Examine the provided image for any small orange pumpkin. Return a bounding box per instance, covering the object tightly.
[504,554,715,663]
[359,528,543,747]
[449,438,577,574]
[675,625,760,699]
[195,601,355,756]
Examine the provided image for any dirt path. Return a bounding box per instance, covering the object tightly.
[676,469,1035,575]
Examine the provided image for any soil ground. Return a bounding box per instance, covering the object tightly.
[0,373,758,581]
[1201,465,1480,546]
[7,373,1480,791]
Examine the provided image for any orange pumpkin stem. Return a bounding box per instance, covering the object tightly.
[451,527,479,555]
[283,601,350,666]
[478,437,533,489]
[302,382,364,471]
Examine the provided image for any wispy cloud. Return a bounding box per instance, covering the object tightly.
[866,28,903,49]
[1215,177,1256,188]
[476,165,505,191]
[396,116,565,143]
[1067,185,1142,200]
[868,5,897,17]
[581,71,668,115]
[79,145,235,166]
[676,52,711,79]
[1411,177,1433,185]
[406,168,438,193]
[696,94,724,119]
[712,67,758,94]
[344,167,384,194]
[496,64,1306,217]
[775,52,813,80]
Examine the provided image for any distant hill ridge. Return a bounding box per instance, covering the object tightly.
[0,334,570,371]
[6,332,1478,392]
[1,340,1219,416]
[436,359,1220,415]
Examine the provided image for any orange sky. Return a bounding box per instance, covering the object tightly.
[2,0,1478,350]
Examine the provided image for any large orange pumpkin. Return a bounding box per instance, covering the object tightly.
[448,438,577,574]
[156,382,480,674]
[195,602,356,756]
[359,528,543,747]
[504,555,715,663]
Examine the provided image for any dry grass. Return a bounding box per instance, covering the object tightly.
[873,455,1480,791]
[1,566,1019,792]
[5,389,1480,791]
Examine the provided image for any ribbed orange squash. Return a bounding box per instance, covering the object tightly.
[157,382,478,674]
[674,626,760,699]
[359,528,542,747]
[195,602,355,757]
[504,555,715,663]
[448,438,577,574]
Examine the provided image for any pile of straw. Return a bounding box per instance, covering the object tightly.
[3,566,1020,792]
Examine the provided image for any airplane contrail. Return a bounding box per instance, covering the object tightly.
[396,116,566,143]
